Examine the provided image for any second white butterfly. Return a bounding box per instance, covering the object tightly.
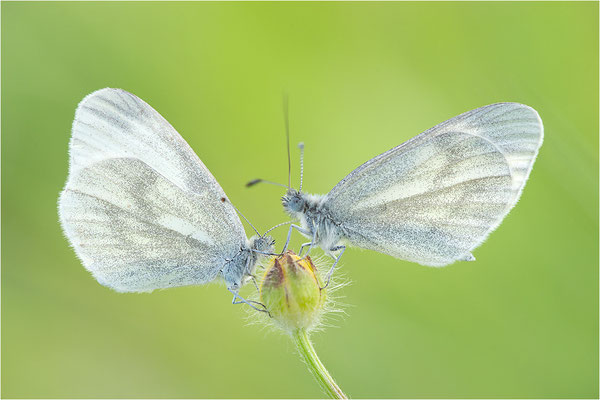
[250,103,544,286]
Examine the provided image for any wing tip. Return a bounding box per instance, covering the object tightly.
[482,102,544,139]
[75,88,138,114]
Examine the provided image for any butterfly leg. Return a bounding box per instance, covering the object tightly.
[282,224,311,253]
[229,288,271,316]
[251,249,281,257]
[242,257,260,293]
[299,230,318,260]
[321,245,346,290]
[250,274,260,291]
[298,242,313,257]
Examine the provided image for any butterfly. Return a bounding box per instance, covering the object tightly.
[251,103,543,287]
[58,88,275,310]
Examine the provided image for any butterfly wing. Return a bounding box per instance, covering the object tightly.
[70,88,238,210]
[59,158,245,292]
[324,103,543,266]
[60,88,246,291]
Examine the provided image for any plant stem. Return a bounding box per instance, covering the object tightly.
[292,329,347,399]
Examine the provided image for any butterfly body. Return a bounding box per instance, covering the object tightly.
[222,235,276,291]
[282,190,344,255]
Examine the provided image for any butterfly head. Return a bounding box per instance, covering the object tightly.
[249,234,276,255]
[282,189,306,215]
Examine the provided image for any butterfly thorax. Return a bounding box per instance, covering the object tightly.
[221,235,274,292]
[247,235,275,270]
[283,189,343,252]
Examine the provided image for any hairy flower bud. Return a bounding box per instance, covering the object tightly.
[260,251,325,333]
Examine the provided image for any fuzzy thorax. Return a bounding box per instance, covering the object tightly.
[222,235,275,291]
[282,189,342,252]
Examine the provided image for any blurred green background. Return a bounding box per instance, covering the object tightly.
[2,2,598,398]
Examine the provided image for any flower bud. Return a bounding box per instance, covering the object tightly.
[260,251,325,333]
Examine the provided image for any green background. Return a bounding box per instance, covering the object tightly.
[2,2,598,398]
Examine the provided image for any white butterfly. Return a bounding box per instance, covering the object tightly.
[253,103,543,286]
[58,88,275,309]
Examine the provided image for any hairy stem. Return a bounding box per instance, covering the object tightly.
[292,329,347,399]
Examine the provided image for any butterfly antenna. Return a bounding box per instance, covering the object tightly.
[246,179,288,188]
[220,197,260,235]
[283,92,291,189]
[298,142,305,192]
[245,94,293,191]
[263,221,292,236]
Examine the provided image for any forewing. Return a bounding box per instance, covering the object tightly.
[325,103,543,266]
[67,88,245,237]
[59,158,244,292]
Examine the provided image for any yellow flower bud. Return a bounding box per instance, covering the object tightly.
[260,251,325,333]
